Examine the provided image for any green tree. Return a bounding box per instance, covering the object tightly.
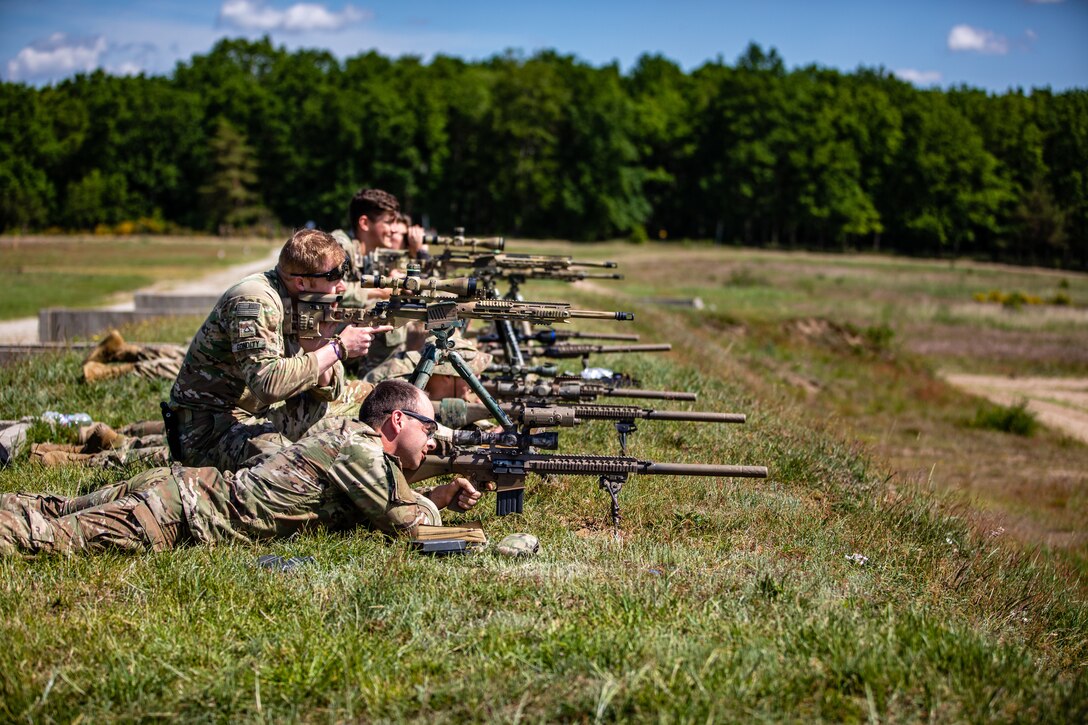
[198,117,268,232]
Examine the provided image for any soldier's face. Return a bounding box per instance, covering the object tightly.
[293,254,348,296]
[358,212,397,252]
[394,395,438,468]
[390,222,407,250]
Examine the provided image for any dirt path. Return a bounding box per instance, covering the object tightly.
[941,373,1088,444]
[0,248,280,344]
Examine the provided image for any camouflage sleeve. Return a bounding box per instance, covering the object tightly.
[308,360,344,402]
[226,292,321,407]
[325,441,432,537]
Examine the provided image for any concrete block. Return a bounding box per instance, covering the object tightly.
[38,309,167,342]
[134,292,219,315]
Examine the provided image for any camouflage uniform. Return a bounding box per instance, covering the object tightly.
[0,419,440,556]
[363,339,493,384]
[168,269,367,471]
[331,228,409,376]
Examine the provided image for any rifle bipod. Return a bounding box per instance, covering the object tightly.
[410,322,516,432]
[598,473,627,539]
[616,421,637,456]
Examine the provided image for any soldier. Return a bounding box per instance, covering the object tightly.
[331,189,427,375]
[166,229,392,471]
[0,380,483,556]
[331,188,427,273]
[82,329,188,384]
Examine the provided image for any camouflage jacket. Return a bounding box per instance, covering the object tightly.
[169,269,343,416]
[178,418,436,542]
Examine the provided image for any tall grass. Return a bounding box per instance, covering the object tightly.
[0,243,1085,721]
[1,316,1085,721]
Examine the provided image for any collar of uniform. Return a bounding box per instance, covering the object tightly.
[344,418,380,438]
[266,268,296,334]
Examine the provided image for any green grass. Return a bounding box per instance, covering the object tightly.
[0,236,278,319]
[0,241,1086,721]
[969,401,1040,437]
[6,270,153,319]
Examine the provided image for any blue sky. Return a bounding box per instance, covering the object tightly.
[1,0,1085,91]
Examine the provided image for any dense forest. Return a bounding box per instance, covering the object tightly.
[1,38,1085,268]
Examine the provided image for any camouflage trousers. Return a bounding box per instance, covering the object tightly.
[0,469,187,556]
[132,354,185,382]
[175,380,374,471]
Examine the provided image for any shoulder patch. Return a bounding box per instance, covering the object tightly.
[232,339,267,352]
[234,301,262,318]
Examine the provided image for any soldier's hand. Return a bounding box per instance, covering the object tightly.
[407,226,428,258]
[339,325,395,358]
[429,476,482,513]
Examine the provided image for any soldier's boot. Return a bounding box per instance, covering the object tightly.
[36,450,97,467]
[82,361,136,384]
[85,329,143,364]
[78,422,122,451]
[30,442,83,454]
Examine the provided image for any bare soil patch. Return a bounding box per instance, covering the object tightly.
[941,373,1088,445]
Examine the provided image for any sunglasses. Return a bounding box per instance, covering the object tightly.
[397,409,438,438]
[294,259,351,282]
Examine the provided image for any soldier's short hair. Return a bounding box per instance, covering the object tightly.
[359,379,426,429]
[349,189,400,231]
[278,229,346,275]
[397,211,412,226]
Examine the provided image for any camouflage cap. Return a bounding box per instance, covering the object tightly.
[495,532,540,558]
[364,336,493,382]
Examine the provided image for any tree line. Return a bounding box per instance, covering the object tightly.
[1,38,1085,268]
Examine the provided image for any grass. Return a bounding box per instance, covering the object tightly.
[0,235,278,319]
[0,240,1086,721]
[969,401,1040,437]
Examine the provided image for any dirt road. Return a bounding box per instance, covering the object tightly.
[0,248,279,344]
[941,373,1088,444]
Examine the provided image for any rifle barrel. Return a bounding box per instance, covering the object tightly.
[416,453,767,480]
[601,388,697,401]
[568,310,635,321]
[541,343,670,358]
[640,462,768,478]
[571,405,746,423]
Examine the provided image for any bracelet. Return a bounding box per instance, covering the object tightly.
[330,335,345,360]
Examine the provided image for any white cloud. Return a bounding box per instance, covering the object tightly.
[947,24,1009,55]
[219,0,370,33]
[895,68,943,85]
[6,32,108,82]
[112,61,144,77]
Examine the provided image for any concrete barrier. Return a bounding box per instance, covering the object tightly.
[134,292,219,314]
[37,309,173,343]
[0,342,95,365]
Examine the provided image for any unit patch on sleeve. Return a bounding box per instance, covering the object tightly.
[234,302,262,318]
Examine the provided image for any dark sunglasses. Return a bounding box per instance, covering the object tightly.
[294,259,351,282]
[397,409,438,438]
